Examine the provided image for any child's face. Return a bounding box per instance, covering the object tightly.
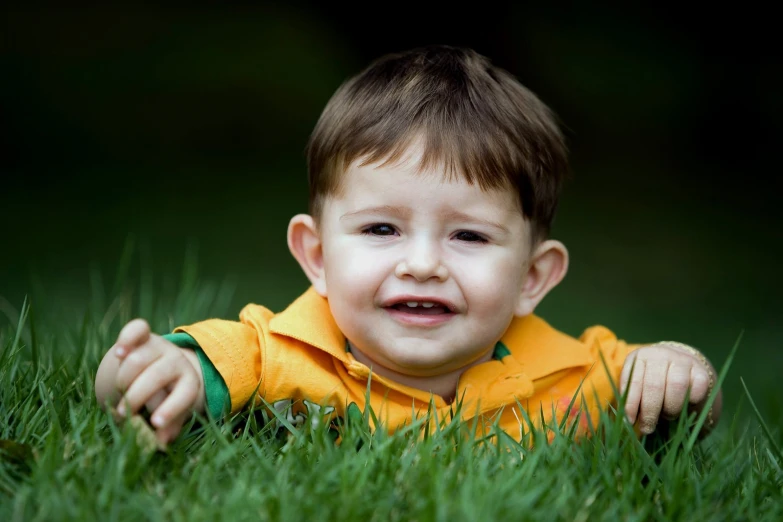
[314,148,535,378]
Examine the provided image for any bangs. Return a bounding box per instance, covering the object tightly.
[306,45,567,240]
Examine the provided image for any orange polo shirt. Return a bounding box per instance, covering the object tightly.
[175,287,637,440]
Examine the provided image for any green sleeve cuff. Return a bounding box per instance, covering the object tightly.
[163,332,230,421]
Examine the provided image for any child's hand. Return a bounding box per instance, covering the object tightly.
[95,319,205,446]
[620,342,722,435]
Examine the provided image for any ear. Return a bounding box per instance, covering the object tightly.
[515,239,569,317]
[287,214,328,297]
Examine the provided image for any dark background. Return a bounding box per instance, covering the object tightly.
[2,5,781,419]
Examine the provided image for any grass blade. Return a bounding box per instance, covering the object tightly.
[686,331,742,451]
[740,376,782,463]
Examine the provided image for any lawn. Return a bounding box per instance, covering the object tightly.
[1,261,781,521]
[3,6,782,520]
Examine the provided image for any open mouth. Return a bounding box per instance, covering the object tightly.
[386,301,453,315]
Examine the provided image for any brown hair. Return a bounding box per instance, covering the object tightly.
[305,45,569,241]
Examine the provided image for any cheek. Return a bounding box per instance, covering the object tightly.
[323,240,392,297]
[452,254,524,309]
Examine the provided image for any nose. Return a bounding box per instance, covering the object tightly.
[394,238,449,282]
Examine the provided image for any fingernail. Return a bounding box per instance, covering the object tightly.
[117,404,126,417]
[115,345,126,357]
[151,414,164,427]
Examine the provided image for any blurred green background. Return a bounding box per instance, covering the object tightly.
[2,5,781,420]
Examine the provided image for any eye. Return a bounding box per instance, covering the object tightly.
[362,224,397,236]
[454,230,488,243]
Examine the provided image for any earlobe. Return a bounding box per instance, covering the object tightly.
[287,214,328,296]
[515,240,569,317]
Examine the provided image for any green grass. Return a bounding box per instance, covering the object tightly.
[1,261,782,521]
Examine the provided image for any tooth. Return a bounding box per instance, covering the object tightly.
[421,302,434,308]
[406,301,419,307]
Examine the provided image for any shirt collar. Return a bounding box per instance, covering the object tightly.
[268,286,349,363]
[456,315,595,412]
[268,287,595,410]
[498,314,594,380]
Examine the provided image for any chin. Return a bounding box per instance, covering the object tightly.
[384,353,456,375]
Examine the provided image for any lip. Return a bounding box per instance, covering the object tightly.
[381,295,458,327]
[383,307,456,326]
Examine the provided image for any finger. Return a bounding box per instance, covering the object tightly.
[145,389,169,415]
[115,344,165,393]
[623,358,646,425]
[155,409,191,447]
[638,361,669,434]
[662,362,692,419]
[118,356,182,417]
[114,319,152,358]
[688,365,711,405]
[149,373,199,430]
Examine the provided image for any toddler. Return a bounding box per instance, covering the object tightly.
[95,45,722,446]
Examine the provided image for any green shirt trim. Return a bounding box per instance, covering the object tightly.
[163,332,230,421]
[493,341,511,360]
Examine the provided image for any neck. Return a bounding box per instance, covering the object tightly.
[347,343,494,403]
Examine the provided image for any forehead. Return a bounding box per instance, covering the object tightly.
[330,151,522,217]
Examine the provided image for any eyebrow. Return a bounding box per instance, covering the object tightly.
[441,210,509,233]
[340,205,411,221]
[340,206,509,232]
